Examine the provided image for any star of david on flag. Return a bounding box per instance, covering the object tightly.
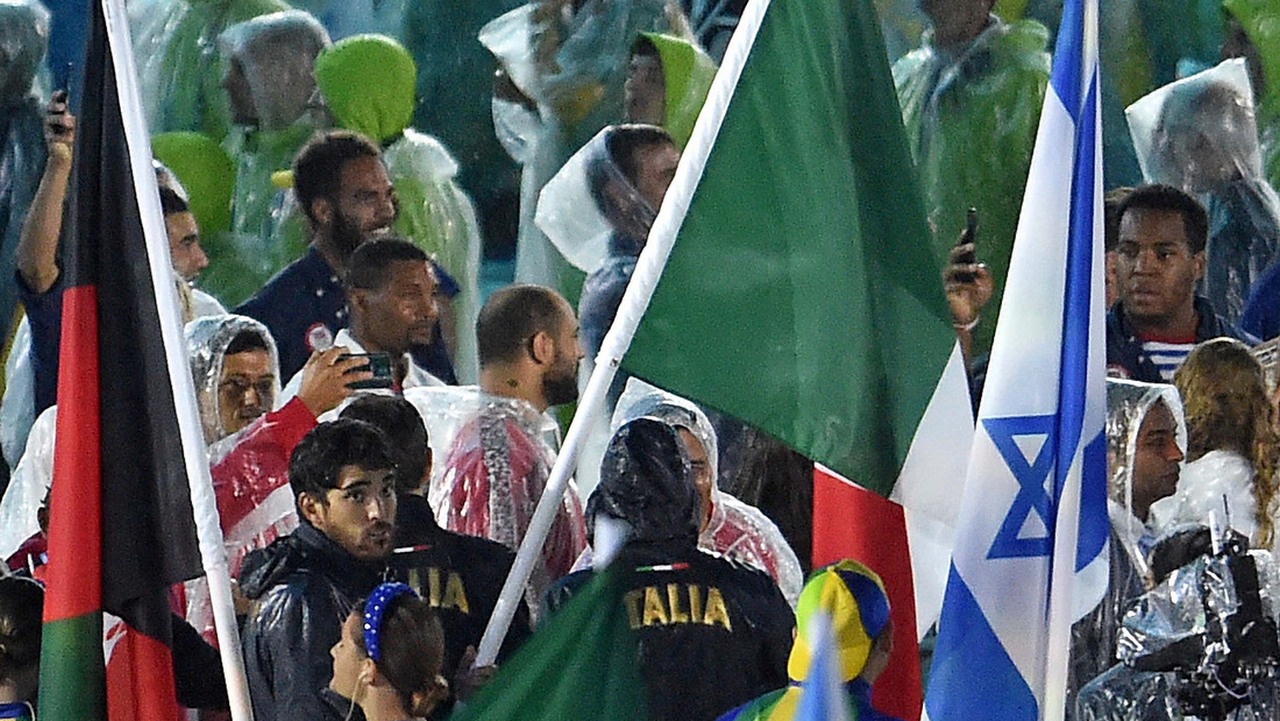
[924,1,1109,720]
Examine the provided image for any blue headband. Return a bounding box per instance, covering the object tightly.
[363,582,417,663]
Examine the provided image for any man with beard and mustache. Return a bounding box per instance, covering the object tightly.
[236,130,463,384]
[278,237,445,407]
[239,418,400,721]
[437,284,588,608]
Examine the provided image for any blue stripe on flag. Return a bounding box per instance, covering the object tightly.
[1049,0,1084,120]
[1052,69,1101,567]
[1077,433,1109,571]
[927,567,1038,719]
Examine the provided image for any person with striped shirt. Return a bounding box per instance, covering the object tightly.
[1105,183,1254,382]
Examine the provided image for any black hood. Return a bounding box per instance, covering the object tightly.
[586,418,700,546]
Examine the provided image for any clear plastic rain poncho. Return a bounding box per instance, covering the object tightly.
[404,385,587,608]
[1224,0,1280,197]
[128,0,289,142]
[0,0,48,347]
[184,314,298,640]
[1076,527,1280,721]
[1071,379,1187,705]
[891,15,1050,359]
[480,0,679,298]
[1127,58,1280,327]
[0,404,53,562]
[313,33,484,382]
[610,379,803,607]
[537,124,657,276]
[215,10,330,307]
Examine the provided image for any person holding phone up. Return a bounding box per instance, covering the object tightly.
[278,237,447,413]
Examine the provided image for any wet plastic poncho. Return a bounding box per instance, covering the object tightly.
[184,314,302,640]
[129,0,288,141]
[1151,450,1268,552]
[610,379,803,607]
[481,0,677,298]
[1224,0,1280,196]
[1075,533,1280,721]
[216,11,330,307]
[0,0,46,346]
[537,124,657,274]
[314,34,484,382]
[430,388,587,608]
[636,32,716,149]
[1070,379,1187,705]
[892,16,1050,359]
[719,560,895,721]
[0,404,52,561]
[1128,59,1280,327]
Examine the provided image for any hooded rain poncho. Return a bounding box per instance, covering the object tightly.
[214,11,330,307]
[557,418,794,721]
[634,31,716,149]
[481,0,678,299]
[183,314,303,641]
[129,0,288,141]
[610,379,803,607]
[1127,59,1280,327]
[892,16,1050,359]
[314,33,484,382]
[1070,379,1188,704]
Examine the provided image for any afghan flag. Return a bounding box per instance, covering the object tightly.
[38,1,208,719]
[620,0,974,718]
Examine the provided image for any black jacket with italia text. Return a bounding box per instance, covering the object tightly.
[546,419,794,721]
[390,493,532,719]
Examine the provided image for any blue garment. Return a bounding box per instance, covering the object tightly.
[0,701,33,721]
[16,271,62,416]
[1242,260,1280,341]
[236,246,460,382]
[235,246,348,380]
[1105,296,1253,383]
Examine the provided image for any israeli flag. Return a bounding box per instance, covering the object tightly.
[924,1,1107,720]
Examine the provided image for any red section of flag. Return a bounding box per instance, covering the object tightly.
[44,286,101,622]
[105,617,183,721]
[813,467,921,721]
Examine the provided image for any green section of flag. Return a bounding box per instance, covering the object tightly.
[38,613,106,721]
[623,0,954,494]
[448,569,649,721]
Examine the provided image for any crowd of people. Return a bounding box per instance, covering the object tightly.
[0,0,1278,719]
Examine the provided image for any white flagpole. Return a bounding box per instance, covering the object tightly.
[473,0,774,666]
[102,1,254,718]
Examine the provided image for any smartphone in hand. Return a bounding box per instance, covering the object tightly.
[953,207,978,283]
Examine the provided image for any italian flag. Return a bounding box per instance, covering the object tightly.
[39,1,207,719]
[621,0,974,718]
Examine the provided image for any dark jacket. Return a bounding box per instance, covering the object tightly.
[391,494,532,720]
[1105,296,1253,383]
[547,419,795,721]
[239,522,387,721]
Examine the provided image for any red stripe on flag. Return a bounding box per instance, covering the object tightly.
[813,467,922,721]
[45,285,102,622]
[106,617,183,721]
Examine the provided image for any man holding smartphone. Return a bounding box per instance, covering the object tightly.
[277,237,445,409]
